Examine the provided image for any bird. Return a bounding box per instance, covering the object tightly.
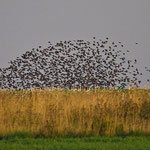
[0,37,143,90]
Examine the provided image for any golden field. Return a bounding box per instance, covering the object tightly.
[0,89,150,137]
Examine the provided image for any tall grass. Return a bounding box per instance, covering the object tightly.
[0,89,150,137]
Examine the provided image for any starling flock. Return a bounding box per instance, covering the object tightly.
[0,37,147,90]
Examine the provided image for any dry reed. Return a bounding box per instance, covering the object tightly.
[0,89,150,136]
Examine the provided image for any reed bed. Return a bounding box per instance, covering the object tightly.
[0,89,150,137]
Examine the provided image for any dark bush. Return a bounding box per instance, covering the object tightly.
[139,101,150,120]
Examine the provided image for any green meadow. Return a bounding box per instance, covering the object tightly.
[0,136,150,150]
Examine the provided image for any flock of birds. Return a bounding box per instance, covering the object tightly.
[0,37,149,90]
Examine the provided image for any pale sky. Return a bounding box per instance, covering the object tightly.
[0,0,150,86]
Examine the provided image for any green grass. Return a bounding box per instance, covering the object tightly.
[0,136,150,150]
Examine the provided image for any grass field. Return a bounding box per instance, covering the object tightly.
[0,89,150,137]
[0,89,150,149]
[0,136,150,150]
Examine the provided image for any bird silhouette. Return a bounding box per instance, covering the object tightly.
[0,37,145,90]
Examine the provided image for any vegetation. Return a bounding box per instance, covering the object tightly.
[0,136,150,150]
[0,89,150,137]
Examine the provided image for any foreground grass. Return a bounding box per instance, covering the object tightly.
[0,89,150,136]
[0,136,150,150]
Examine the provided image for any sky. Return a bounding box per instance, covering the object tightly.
[0,0,150,87]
